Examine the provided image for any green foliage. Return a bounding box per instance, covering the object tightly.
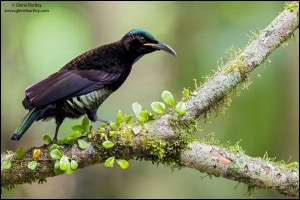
[2,160,11,170]
[49,144,59,151]
[116,110,123,126]
[109,122,118,130]
[102,140,114,149]
[70,160,78,170]
[27,161,37,171]
[151,101,166,114]
[104,156,115,168]
[182,88,191,99]
[132,102,142,114]
[284,1,299,12]
[54,160,63,174]
[15,147,25,159]
[50,149,62,160]
[116,159,129,169]
[161,90,175,106]
[42,134,52,144]
[132,102,150,122]
[175,101,187,116]
[59,155,70,171]
[82,115,89,130]
[65,165,74,175]
[78,139,88,150]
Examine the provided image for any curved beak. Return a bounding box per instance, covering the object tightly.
[144,42,177,56]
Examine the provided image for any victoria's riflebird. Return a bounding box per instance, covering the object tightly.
[11,28,176,141]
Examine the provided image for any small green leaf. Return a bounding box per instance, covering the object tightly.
[2,160,11,169]
[50,149,62,160]
[54,160,63,174]
[104,156,115,168]
[182,88,190,98]
[109,131,117,138]
[161,90,175,106]
[15,147,25,159]
[42,134,52,144]
[69,130,80,138]
[116,159,129,169]
[59,155,70,171]
[151,102,166,114]
[27,161,37,171]
[70,160,78,170]
[175,101,187,116]
[132,102,142,114]
[123,114,133,123]
[102,140,114,149]
[72,125,85,133]
[116,110,123,127]
[136,110,148,122]
[49,144,59,151]
[110,122,118,130]
[78,139,88,150]
[82,116,90,131]
[65,165,73,175]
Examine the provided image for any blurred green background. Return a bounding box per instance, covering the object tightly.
[1,1,298,199]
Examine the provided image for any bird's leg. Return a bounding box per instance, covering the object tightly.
[53,117,64,142]
[87,112,111,134]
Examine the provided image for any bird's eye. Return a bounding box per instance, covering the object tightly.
[139,36,146,42]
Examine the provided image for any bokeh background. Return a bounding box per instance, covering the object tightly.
[1,1,298,199]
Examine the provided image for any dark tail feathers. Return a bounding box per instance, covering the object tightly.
[11,108,41,140]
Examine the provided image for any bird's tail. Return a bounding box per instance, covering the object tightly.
[11,108,42,141]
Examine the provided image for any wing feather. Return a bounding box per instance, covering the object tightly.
[23,69,121,109]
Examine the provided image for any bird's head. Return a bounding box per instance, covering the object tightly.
[121,28,176,63]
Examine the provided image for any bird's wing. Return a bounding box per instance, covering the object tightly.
[23,69,121,109]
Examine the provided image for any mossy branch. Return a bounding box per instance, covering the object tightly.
[1,1,299,198]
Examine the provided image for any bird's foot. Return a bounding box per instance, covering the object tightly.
[96,118,111,135]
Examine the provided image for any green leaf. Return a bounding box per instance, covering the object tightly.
[104,156,115,168]
[175,101,187,116]
[82,116,90,131]
[151,102,166,114]
[2,160,11,169]
[161,90,175,106]
[42,134,52,144]
[110,122,118,131]
[182,88,190,98]
[49,144,59,151]
[102,140,114,149]
[132,102,142,114]
[78,139,88,150]
[136,110,148,122]
[72,125,85,133]
[27,161,37,171]
[109,131,117,138]
[116,110,123,127]
[65,165,74,175]
[59,155,70,171]
[15,147,25,159]
[116,159,129,169]
[70,130,80,138]
[54,160,63,174]
[50,149,62,160]
[123,114,133,124]
[70,160,78,170]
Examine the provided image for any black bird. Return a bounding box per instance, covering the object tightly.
[11,28,176,141]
